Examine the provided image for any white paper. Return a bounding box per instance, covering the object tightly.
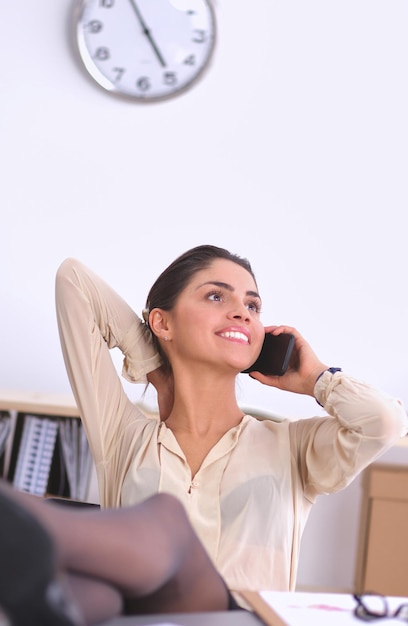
[260,591,408,625]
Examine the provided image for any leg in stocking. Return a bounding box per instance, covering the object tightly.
[0,482,229,619]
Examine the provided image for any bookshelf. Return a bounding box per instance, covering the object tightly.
[0,390,93,502]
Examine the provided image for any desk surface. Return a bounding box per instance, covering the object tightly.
[99,611,264,626]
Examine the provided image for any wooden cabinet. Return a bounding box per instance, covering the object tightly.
[355,463,408,596]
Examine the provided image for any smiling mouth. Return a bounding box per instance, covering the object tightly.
[219,331,249,343]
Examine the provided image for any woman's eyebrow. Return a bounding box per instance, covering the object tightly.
[197,281,261,300]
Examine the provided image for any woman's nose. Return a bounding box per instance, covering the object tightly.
[229,304,250,322]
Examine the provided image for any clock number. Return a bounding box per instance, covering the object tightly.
[100,0,114,7]
[184,54,195,66]
[163,72,177,86]
[192,29,206,43]
[137,77,151,91]
[95,47,110,61]
[113,67,125,82]
[86,20,103,34]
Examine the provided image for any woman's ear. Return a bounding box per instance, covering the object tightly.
[149,308,171,341]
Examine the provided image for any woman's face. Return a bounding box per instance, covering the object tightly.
[166,258,265,374]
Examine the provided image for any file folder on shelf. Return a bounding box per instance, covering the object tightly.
[0,391,93,502]
[13,414,59,496]
[0,411,12,478]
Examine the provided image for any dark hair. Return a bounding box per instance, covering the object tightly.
[145,244,257,372]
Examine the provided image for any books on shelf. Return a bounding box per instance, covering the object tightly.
[13,415,59,496]
[0,411,12,478]
[0,406,92,501]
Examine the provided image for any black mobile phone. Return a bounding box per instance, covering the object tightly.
[242,333,295,376]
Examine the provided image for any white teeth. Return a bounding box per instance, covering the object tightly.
[221,331,249,343]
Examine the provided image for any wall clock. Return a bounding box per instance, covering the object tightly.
[73,0,216,102]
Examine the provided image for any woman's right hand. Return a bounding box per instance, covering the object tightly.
[249,325,328,398]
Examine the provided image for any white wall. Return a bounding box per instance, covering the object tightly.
[1,0,407,592]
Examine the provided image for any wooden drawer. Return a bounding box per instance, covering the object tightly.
[355,464,408,596]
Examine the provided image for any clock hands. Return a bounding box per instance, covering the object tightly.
[128,1,167,68]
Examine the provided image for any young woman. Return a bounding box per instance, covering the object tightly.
[0,480,232,626]
[55,245,407,596]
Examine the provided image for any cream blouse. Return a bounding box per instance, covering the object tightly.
[55,258,408,593]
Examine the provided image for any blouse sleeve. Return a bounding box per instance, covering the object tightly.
[55,258,162,468]
[121,316,162,384]
[291,370,408,500]
[56,257,161,385]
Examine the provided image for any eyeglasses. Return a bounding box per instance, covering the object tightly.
[354,593,408,622]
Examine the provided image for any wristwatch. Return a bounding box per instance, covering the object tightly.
[315,367,342,406]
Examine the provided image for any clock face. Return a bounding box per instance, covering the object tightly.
[74,0,216,102]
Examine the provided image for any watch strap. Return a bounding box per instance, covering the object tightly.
[315,367,343,407]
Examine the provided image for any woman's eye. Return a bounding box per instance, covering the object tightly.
[208,291,223,302]
[247,301,261,313]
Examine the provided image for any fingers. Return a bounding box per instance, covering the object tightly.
[248,325,327,396]
[248,370,285,388]
[263,324,287,335]
[263,324,300,338]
